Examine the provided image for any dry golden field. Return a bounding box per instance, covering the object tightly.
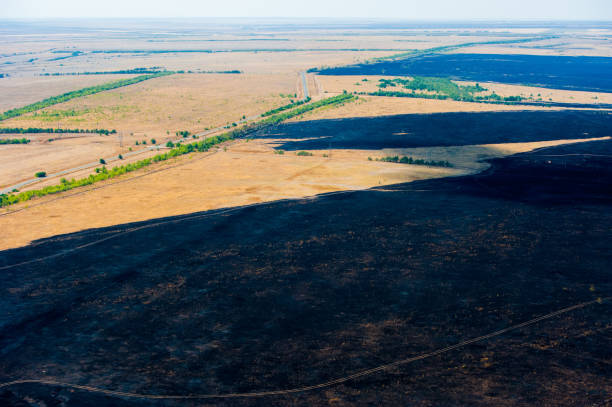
[0,136,606,250]
[290,96,561,122]
[0,75,137,112]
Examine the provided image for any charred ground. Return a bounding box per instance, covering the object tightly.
[1,113,611,406]
[262,110,612,151]
[315,53,612,93]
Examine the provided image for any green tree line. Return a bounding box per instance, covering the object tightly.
[0,127,117,135]
[261,97,311,117]
[371,155,452,167]
[0,138,30,145]
[0,71,173,122]
[0,93,356,208]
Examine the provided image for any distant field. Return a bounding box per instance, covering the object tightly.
[0,75,137,112]
[0,73,298,188]
[315,54,612,92]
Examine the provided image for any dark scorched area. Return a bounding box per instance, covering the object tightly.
[1,112,611,406]
[315,53,612,93]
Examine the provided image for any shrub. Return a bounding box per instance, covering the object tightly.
[35,171,46,178]
[99,158,106,164]
[275,149,285,155]
[297,151,313,156]
[166,141,174,148]
[118,154,123,160]
[151,139,156,144]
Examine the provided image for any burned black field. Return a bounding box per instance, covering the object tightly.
[258,110,612,151]
[1,112,611,406]
[316,53,612,93]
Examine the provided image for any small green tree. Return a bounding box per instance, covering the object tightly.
[35,171,46,178]
[99,158,106,164]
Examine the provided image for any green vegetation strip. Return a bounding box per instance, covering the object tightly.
[261,97,311,116]
[370,155,452,168]
[0,138,30,145]
[371,76,523,103]
[0,127,117,135]
[0,72,173,122]
[0,93,355,208]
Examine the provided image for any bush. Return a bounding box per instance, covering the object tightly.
[166,141,174,148]
[151,139,156,144]
[297,151,313,156]
[118,154,123,160]
[99,158,106,164]
[35,171,46,178]
[274,149,285,155]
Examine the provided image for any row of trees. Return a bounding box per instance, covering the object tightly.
[0,93,357,208]
[371,155,453,168]
[0,138,30,144]
[41,67,165,76]
[261,97,311,117]
[0,127,117,135]
[0,71,173,122]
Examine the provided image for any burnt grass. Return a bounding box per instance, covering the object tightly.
[1,113,612,406]
[257,110,612,151]
[315,53,612,93]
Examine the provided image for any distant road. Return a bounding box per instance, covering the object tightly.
[301,72,309,100]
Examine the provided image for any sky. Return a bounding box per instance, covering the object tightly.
[2,0,611,20]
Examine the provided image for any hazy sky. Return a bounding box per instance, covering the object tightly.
[2,0,611,20]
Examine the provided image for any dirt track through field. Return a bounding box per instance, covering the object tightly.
[1,297,607,400]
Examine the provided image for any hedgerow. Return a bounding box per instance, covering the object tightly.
[373,155,452,167]
[0,72,173,122]
[0,94,356,208]
[0,127,116,135]
[0,138,30,144]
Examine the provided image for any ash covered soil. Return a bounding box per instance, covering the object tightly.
[315,53,612,93]
[1,112,611,406]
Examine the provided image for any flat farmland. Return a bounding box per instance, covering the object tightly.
[2,73,297,136]
[0,74,137,112]
[291,96,561,122]
[0,73,298,188]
